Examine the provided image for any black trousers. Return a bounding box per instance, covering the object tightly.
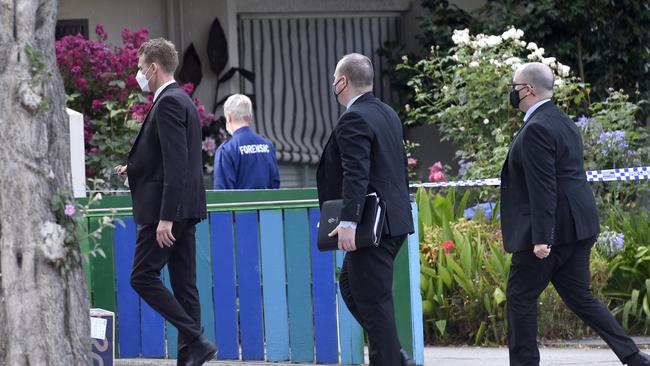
[507,236,639,365]
[339,234,407,366]
[130,219,202,347]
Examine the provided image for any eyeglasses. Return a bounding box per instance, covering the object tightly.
[510,83,530,89]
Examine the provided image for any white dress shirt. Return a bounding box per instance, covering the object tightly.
[523,99,551,123]
[154,79,177,102]
[346,93,365,110]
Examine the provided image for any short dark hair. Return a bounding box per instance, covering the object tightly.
[138,38,179,74]
[337,53,374,88]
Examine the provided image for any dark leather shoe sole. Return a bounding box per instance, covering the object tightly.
[193,346,217,366]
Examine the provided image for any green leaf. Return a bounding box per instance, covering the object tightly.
[474,321,486,345]
[422,300,435,318]
[108,80,126,89]
[494,287,506,306]
[435,319,447,336]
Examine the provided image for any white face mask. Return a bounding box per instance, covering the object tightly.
[136,64,153,92]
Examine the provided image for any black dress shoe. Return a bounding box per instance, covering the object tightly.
[400,348,416,366]
[184,334,218,366]
[627,351,650,366]
[176,344,189,366]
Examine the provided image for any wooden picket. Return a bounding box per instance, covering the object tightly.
[83,189,424,364]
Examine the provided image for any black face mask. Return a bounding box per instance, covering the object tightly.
[332,78,347,99]
[509,84,530,109]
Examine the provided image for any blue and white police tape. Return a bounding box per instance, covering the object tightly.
[410,166,650,188]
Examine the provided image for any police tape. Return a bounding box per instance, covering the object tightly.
[410,166,650,188]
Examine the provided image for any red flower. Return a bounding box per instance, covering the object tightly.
[91,99,103,110]
[442,240,456,254]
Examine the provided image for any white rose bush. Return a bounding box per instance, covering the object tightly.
[398,27,589,180]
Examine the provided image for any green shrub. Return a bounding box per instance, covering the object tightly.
[418,187,614,344]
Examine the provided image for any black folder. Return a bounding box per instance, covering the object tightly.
[317,194,386,251]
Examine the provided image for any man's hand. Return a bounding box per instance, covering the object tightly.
[114,164,128,178]
[329,225,357,252]
[533,244,551,259]
[156,220,175,248]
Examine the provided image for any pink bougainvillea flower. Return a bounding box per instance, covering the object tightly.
[182,83,195,95]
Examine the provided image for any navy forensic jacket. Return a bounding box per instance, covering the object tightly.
[213,126,280,190]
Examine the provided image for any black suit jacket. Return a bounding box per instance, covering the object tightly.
[500,101,599,253]
[316,92,414,238]
[127,83,207,224]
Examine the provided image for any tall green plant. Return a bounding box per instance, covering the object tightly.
[602,210,650,333]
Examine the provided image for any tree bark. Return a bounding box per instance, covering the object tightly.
[0,0,91,364]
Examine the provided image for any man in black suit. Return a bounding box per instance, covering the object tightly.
[114,38,217,366]
[501,62,650,366]
[317,53,415,366]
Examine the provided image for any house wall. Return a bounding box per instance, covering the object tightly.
[57,0,168,41]
[57,0,487,187]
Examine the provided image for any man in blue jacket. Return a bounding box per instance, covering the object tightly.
[213,94,280,190]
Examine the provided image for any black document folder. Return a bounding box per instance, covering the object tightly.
[317,194,386,251]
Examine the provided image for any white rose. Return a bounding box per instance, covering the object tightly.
[542,57,557,66]
[452,28,471,45]
[554,79,565,86]
[401,55,408,63]
[504,57,521,65]
[501,27,524,40]
[526,42,538,51]
[558,64,571,77]
[483,118,489,125]
[442,85,449,93]
[469,61,479,68]
[451,54,459,62]
[485,35,503,47]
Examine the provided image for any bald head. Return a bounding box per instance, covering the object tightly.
[335,53,374,89]
[514,62,554,98]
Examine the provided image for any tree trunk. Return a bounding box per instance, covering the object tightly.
[0,0,91,364]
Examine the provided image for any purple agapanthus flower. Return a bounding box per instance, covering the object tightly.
[464,202,499,221]
[598,130,628,156]
[596,228,625,257]
[610,232,625,252]
[575,115,592,130]
[458,162,471,177]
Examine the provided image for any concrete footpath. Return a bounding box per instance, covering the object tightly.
[116,337,650,365]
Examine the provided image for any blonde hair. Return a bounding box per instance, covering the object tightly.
[224,94,253,122]
[138,38,179,74]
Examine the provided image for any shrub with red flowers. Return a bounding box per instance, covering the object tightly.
[56,25,220,188]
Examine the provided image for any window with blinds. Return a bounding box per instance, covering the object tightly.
[237,15,401,164]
